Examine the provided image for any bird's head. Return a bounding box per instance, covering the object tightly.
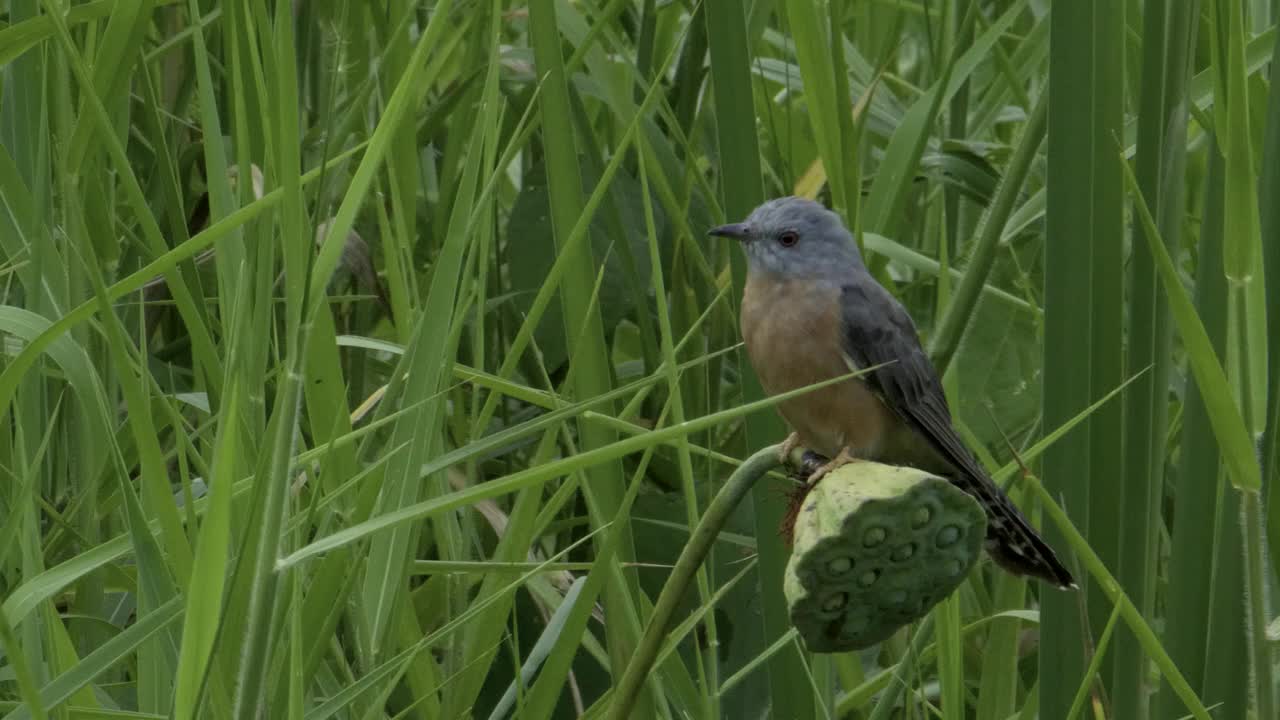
[708,196,863,281]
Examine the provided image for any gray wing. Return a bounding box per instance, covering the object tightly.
[837,280,971,473]
[839,281,1075,588]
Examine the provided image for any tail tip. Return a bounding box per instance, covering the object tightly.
[987,539,1076,589]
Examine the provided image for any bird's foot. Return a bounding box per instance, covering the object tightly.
[805,447,859,486]
[777,432,802,465]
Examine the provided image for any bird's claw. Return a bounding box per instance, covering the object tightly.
[805,448,858,486]
[777,435,852,486]
[778,432,802,465]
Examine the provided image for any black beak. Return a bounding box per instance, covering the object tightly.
[707,222,750,240]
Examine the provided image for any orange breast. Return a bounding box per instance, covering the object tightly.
[740,275,896,459]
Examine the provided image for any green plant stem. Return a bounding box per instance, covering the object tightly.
[1041,0,1099,710]
[1026,476,1212,720]
[867,617,935,720]
[1119,0,1193,712]
[1241,489,1274,720]
[1159,130,1227,717]
[928,84,1047,375]
[1262,13,1280,571]
[609,444,783,720]
[232,363,304,717]
[526,0,643,705]
[0,603,47,720]
[1234,281,1274,720]
[1066,601,1123,720]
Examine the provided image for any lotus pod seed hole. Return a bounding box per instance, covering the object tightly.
[945,559,963,576]
[826,556,853,576]
[822,592,848,613]
[888,589,907,605]
[912,505,932,528]
[890,542,916,562]
[859,569,879,587]
[936,525,961,548]
[862,526,888,548]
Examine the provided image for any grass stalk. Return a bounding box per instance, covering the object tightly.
[1041,0,1103,712]
[703,0,811,717]
[610,445,782,719]
[1124,1,1197,716]
[1256,0,1280,580]
[1158,132,1229,715]
[928,87,1047,375]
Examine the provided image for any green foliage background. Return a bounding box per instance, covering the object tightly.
[0,1,1276,718]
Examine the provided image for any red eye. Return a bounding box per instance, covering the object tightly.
[778,230,799,247]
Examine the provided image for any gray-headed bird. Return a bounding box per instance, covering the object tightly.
[710,197,1075,589]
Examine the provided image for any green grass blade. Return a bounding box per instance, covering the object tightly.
[172,383,242,718]
[358,45,481,664]
[1041,1,1104,712]
[1084,0,1128,711]
[1259,0,1280,585]
[1120,152,1260,493]
[784,1,851,217]
[1158,130,1229,716]
[2,599,184,720]
[928,87,1047,374]
[527,0,643,707]
[703,0,806,714]
[1026,479,1211,720]
[861,0,1022,238]
[1126,3,1197,718]
[278,372,866,568]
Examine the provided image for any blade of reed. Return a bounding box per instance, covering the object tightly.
[928,87,1047,375]
[1,598,184,720]
[277,372,866,568]
[1025,477,1211,720]
[1157,131,1230,716]
[233,1,460,713]
[1259,0,1280,569]
[636,132,718,714]
[861,0,1023,241]
[1210,1,1274,716]
[705,0,811,716]
[1124,140,1264,716]
[1085,8,1127,716]
[1124,3,1197,719]
[1121,146,1261,489]
[357,5,477,664]
[527,0,648,711]
[1042,0,1106,713]
[784,1,853,218]
[1121,93,1260,496]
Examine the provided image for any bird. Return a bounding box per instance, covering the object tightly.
[709,196,1076,589]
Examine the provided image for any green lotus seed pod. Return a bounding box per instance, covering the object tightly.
[784,461,987,653]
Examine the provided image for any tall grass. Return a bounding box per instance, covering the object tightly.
[0,2,1276,719]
